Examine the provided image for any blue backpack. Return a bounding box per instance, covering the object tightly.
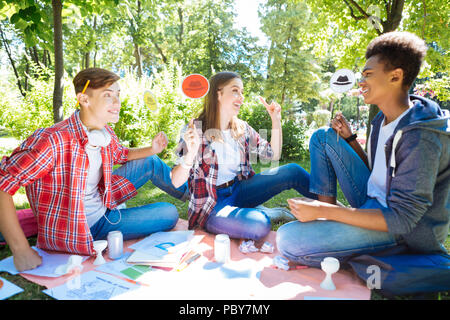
[348,246,450,297]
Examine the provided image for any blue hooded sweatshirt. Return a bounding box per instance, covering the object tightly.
[367,95,450,254]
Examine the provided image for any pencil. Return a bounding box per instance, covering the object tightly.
[176,253,201,272]
[75,80,90,108]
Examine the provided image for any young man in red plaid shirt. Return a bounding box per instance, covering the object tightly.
[0,68,188,272]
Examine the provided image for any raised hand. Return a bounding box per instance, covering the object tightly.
[258,96,281,122]
[183,119,201,158]
[151,131,169,154]
[331,112,353,139]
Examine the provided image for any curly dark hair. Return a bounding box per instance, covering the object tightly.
[365,31,427,90]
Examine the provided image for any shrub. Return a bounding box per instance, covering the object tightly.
[239,95,308,160]
[0,72,75,141]
[112,65,202,160]
[312,109,331,128]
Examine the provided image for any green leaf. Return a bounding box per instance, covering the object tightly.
[10,12,20,24]
[30,11,40,23]
[24,28,38,47]
[18,8,28,19]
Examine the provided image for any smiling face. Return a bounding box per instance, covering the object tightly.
[359,54,404,106]
[79,82,121,129]
[217,77,244,120]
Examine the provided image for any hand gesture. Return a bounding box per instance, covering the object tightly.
[331,112,352,139]
[151,131,169,154]
[14,247,42,272]
[258,96,281,122]
[183,119,201,158]
[287,197,335,222]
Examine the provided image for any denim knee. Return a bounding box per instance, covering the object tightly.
[283,162,303,175]
[207,209,271,241]
[251,211,271,240]
[159,202,179,230]
[309,127,334,149]
[276,221,321,267]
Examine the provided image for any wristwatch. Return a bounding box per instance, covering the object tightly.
[345,133,358,143]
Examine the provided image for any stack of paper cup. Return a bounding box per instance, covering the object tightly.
[214,234,230,263]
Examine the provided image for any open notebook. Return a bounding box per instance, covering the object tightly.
[126,230,204,269]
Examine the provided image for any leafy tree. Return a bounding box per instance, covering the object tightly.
[259,0,321,106]
[295,0,449,139]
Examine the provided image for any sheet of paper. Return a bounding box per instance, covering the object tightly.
[127,232,202,267]
[0,277,24,300]
[116,257,265,300]
[43,271,139,300]
[0,247,89,277]
[128,230,194,256]
[0,255,20,275]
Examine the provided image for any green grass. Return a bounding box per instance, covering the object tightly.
[0,158,449,300]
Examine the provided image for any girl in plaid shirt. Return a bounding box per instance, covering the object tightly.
[171,72,317,241]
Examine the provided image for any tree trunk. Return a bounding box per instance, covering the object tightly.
[43,49,48,67]
[133,42,143,77]
[85,51,90,69]
[177,6,183,45]
[366,104,380,147]
[32,46,39,64]
[382,0,405,32]
[93,48,97,68]
[356,96,360,129]
[345,0,405,147]
[0,24,26,97]
[52,0,64,123]
[280,24,293,105]
[47,50,52,66]
[266,40,274,80]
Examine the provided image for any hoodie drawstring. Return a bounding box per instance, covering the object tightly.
[390,130,403,177]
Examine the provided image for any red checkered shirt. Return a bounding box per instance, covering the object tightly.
[0,111,137,255]
[176,120,274,229]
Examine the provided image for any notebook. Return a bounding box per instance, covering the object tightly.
[126,231,203,269]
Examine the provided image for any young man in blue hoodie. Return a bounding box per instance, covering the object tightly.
[277,31,449,267]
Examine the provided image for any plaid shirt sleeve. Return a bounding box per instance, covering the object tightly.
[245,121,274,161]
[0,129,54,196]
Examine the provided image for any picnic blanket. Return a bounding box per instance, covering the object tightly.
[19,219,370,300]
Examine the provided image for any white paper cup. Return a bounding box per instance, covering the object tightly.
[214,234,230,263]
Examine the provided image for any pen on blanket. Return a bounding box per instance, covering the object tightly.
[0,279,3,289]
[176,253,201,272]
[75,79,90,108]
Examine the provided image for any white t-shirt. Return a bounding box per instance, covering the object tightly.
[366,108,410,207]
[211,130,241,186]
[82,126,108,227]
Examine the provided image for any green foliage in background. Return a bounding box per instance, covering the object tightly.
[112,63,203,160]
[239,95,308,160]
[0,67,75,140]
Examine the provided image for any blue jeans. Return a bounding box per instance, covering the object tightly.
[205,163,317,240]
[276,127,399,267]
[90,155,189,241]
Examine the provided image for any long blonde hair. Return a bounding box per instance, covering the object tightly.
[197,72,245,143]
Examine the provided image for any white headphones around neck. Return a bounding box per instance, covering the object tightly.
[86,127,111,148]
